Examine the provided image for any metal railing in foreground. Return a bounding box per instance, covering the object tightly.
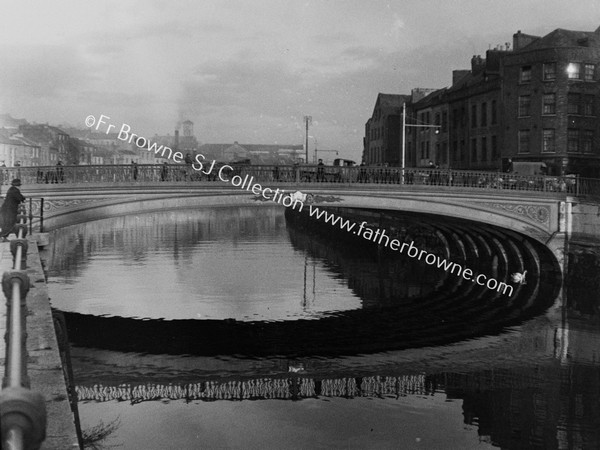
[5,164,599,197]
[0,204,46,450]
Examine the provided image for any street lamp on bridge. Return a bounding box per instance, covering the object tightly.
[401,102,441,169]
[303,115,312,164]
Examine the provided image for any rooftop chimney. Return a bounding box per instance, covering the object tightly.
[513,30,540,51]
[471,55,485,74]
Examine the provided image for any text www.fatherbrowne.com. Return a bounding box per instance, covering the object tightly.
[84,113,514,297]
[306,205,514,297]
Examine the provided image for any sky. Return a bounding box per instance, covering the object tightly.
[1,1,599,162]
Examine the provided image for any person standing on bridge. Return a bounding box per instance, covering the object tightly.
[0,179,25,242]
[316,159,325,182]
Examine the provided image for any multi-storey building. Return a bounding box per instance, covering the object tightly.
[17,124,70,165]
[0,130,42,166]
[362,93,409,165]
[368,26,600,177]
[503,28,600,176]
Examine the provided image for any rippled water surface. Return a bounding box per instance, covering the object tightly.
[45,205,600,449]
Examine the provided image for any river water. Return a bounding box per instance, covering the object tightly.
[44,205,600,449]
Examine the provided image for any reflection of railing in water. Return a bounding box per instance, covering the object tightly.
[10,164,600,197]
[76,374,430,403]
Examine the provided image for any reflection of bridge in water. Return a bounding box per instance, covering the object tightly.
[75,350,600,450]
[75,364,600,449]
[77,374,431,403]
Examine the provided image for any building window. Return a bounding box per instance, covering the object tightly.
[481,137,487,161]
[481,102,487,127]
[568,93,581,115]
[471,138,477,162]
[491,135,498,160]
[518,95,531,117]
[542,93,556,115]
[567,62,581,79]
[491,100,497,125]
[584,95,595,116]
[542,129,556,153]
[518,130,531,154]
[471,104,477,128]
[543,62,556,80]
[441,111,448,132]
[568,129,580,153]
[583,130,594,154]
[584,64,595,81]
[521,65,532,82]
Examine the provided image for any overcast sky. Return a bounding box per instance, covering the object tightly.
[1,1,599,161]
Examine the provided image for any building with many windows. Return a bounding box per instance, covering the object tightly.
[503,28,600,176]
[366,26,600,177]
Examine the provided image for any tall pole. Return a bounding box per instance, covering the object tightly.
[304,115,311,163]
[401,102,406,168]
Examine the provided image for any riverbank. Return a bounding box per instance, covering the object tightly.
[0,235,81,449]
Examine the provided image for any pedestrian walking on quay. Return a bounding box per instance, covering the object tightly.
[0,179,25,241]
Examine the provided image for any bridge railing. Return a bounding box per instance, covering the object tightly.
[4,164,598,196]
[0,204,47,449]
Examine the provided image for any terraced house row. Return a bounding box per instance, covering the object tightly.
[364,26,600,178]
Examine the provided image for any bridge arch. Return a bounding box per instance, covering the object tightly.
[24,183,569,263]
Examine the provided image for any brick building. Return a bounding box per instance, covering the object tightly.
[503,28,600,176]
[367,26,600,177]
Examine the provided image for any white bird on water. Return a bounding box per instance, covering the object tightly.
[511,270,527,284]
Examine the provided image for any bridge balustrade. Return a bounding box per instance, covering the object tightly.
[5,164,600,197]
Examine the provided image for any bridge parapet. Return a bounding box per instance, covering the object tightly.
[7,163,600,198]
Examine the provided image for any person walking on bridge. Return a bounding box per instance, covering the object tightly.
[0,179,25,242]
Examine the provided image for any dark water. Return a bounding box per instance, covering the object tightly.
[44,205,600,449]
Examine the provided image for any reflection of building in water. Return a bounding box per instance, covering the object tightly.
[46,206,287,280]
[566,245,600,315]
[445,365,600,450]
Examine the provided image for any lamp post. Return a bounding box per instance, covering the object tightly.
[304,115,312,164]
[308,135,318,163]
[401,103,441,169]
